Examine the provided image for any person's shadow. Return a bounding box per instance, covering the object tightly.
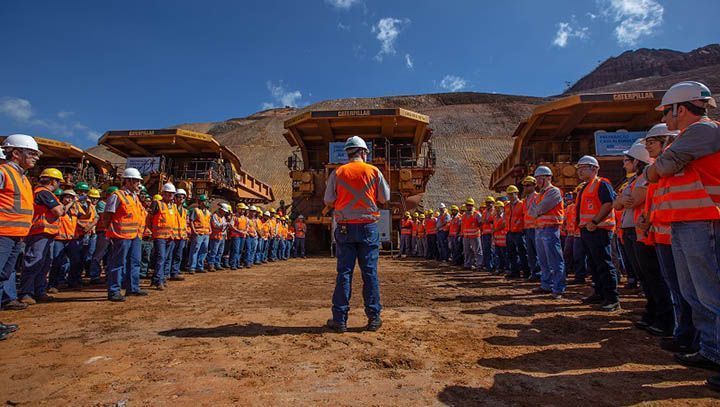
[159,323,364,338]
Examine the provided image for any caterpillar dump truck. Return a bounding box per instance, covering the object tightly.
[1,135,114,187]
[98,128,274,203]
[490,90,666,192]
[283,108,435,253]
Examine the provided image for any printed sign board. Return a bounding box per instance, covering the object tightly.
[126,157,160,175]
[594,131,645,156]
[329,141,373,164]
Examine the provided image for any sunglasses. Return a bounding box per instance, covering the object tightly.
[662,107,673,116]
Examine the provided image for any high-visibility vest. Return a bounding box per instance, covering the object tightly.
[507,200,525,233]
[74,203,97,239]
[247,217,258,238]
[261,219,272,239]
[267,218,277,237]
[523,192,538,229]
[654,119,720,223]
[438,213,451,232]
[57,212,77,241]
[95,200,107,234]
[411,221,418,237]
[332,161,382,224]
[425,217,438,235]
[578,177,615,230]
[294,221,306,238]
[625,176,652,245]
[152,201,176,239]
[229,215,248,238]
[449,215,461,237]
[106,189,143,240]
[174,206,188,239]
[481,208,494,235]
[0,162,33,237]
[535,186,565,228]
[401,218,413,235]
[286,226,295,240]
[461,210,480,238]
[493,213,507,246]
[646,183,671,245]
[416,222,426,238]
[29,186,60,236]
[210,213,226,240]
[565,203,579,237]
[192,208,211,235]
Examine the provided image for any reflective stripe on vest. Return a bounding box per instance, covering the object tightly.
[425,217,438,234]
[461,211,480,238]
[152,201,176,239]
[57,213,77,240]
[29,186,60,236]
[193,208,211,235]
[481,209,494,235]
[401,219,413,235]
[523,192,538,229]
[333,162,381,224]
[449,216,461,237]
[106,190,141,240]
[294,221,306,238]
[493,213,507,246]
[508,200,525,232]
[75,204,97,238]
[578,178,614,230]
[565,203,579,237]
[535,186,565,228]
[646,183,671,245]
[0,163,34,236]
[210,213,226,239]
[174,207,188,239]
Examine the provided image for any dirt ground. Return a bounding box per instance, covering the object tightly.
[1,257,718,406]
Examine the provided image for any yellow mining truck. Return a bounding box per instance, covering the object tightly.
[98,128,274,203]
[1,135,114,187]
[283,108,435,252]
[490,90,665,192]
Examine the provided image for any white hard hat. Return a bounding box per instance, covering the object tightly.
[344,136,369,152]
[263,211,271,216]
[439,203,446,209]
[577,155,599,168]
[656,81,716,111]
[623,142,653,165]
[162,183,176,193]
[219,203,231,212]
[0,148,5,160]
[642,123,679,141]
[175,188,187,196]
[533,166,553,177]
[249,205,257,211]
[122,167,143,180]
[2,134,40,152]
[61,189,77,197]
[298,215,304,219]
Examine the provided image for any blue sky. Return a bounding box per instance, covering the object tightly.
[1,0,717,148]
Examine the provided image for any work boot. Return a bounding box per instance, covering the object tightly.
[3,300,28,310]
[367,317,383,332]
[660,338,696,354]
[531,287,550,294]
[186,270,195,275]
[646,324,673,337]
[169,276,185,281]
[505,273,521,280]
[581,294,604,304]
[19,296,36,305]
[46,287,60,294]
[36,294,55,303]
[326,319,347,333]
[126,290,149,296]
[108,293,126,302]
[196,269,206,273]
[0,322,19,333]
[153,283,164,291]
[675,352,720,371]
[551,293,563,300]
[600,302,621,312]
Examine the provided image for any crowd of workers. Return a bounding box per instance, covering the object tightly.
[395,81,720,390]
[0,137,308,334]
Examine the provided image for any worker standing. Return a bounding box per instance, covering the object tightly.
[150,183,177,290]
[565,188,588,285]
[79,187,101,278]
[492,201,508,274]
[88,186,117,284]
[461,198,482,270]
[49,190,84,291]
[398,211,413,258]
[528,166,566,299]
[479,198,495,271]
[323,136,390,333]
[437,203,451,262]
[243,206,259,267]
[411,212,419,257]
[293,215,307,258]
[416,213,427,258]
[505,185,528,279]
[72,182,93,278]
[187,194,212,273]
[521,177,540,280]
[208,203,230,271]
[425,209,438,260]
[0,135,40,319]
[575,157,618,309]
[103,168,147,302]
[167,188,188,280]
[448,205,461,264]
[139,195,155,278]
[644,81,720,379]
[229,203,249,270]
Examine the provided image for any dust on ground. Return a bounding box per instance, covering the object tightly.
[1,258,717,406]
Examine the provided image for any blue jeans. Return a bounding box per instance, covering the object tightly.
[188,234,209,271]
[152,238,175,285]
[524,229,540,277]
[671,220,720,363]
[82,233,97,275]
[437,230,449,261]
[268,237,278,261]
[656,243,696,347]
[0,236,23,306]
[107,238,141,295]
[463,237,480,269]
[580,228,619,303]
[89,232,110,280]
[163,239,186,277]
[426,234,438,259]
[230,236,246,268]
[399,235,411,256]
[506,231,528,276]
[332,222,381,323]
[494,245,507,271]
[208,238,224,268]
[67,239,86,286]
[536,226,566,294]
[244,237,257,267]
[20,234,55,298]
[294,237,306,257]
[572,235,588,281]
[48,240,70,288]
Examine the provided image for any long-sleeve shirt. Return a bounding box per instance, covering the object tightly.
[528,186,562,218]
[650,118,720,177]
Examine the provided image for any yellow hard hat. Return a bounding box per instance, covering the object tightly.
[465,197,475,205]
[237,202,248,210]
[506,185,519,194]
[494,201,505,208]
[485,196,496,203]
[153,194,162,201]
[450,205,459,211]
[521,176,537,185]
[269,208,276,213]
[434,211,440,217]
[404,211,411,217]
[460,204,467,211]
[419,213,425,219]
[39,168,64,182]
[412,212,419,218]
[425,209,432,215]
[88,188,101,199]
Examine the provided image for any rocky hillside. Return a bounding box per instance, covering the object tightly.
[567,44,720,93]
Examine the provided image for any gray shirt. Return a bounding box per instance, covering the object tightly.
[651,119,720,177]
[620,175,647,228]
[104,188,138,213]
[528,186,562,218]
[324,160,391,205]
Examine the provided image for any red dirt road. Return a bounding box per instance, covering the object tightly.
[1,257,717,406]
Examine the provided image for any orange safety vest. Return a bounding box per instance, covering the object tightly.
[624,176,652,245]
[565,203,579,237]
[438,213,451,232]
[332,161,382,224]
[152,201,176,239]
[294,221,306,238]
[535,186,565,228]
[57,211,78,241]
[28,186,60,236]
[425,217,438,235]
[523,192,538,229]
[400,218,413,235]
[493,212,507,246]
[247,217,258,238]
[210,212,226,240]
[481,208,494,235]
[578,177,615,230]
[267,218,277,237]
[229,215,247,238]
[106,189,143,240]
[74,203,97,239]
[449,215,461,237]
[411,220,418,237]
[416,221,426,238]
[192,208,211,235]
[645,183,671,245]
[0,162,33,237]
[261,219,272,239]
[286,225,295,240]
[461,210,481,238]
[654,119,720,223]
[174,206,188,240]
[507,199,525,233]
[95,200,107,234]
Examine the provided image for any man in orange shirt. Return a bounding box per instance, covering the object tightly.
[293,215,307,258]
[505,185,528,279]
[48,190,84,292]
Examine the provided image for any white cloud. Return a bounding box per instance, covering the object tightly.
[405,54,414,69]
[439,75,467,92]
[337,22,351,31]
[262,81,304,109]
[601,0,663,45]
[552,20,589,47]
[371,17,409,61]
[0,96,99,142]
[325,0,360,10]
